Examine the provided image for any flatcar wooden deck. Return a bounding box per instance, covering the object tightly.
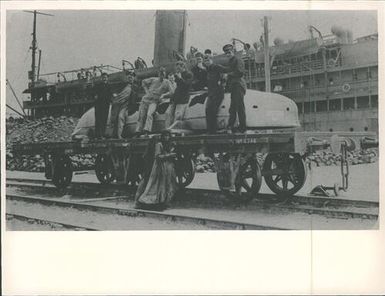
[11,130,376,156]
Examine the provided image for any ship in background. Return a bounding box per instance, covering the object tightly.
[241,26,378,133]
[21,10,187,118]
[20,11,378,133]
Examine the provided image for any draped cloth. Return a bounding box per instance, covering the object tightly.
[135,142,177,209]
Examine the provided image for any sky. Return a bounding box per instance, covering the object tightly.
[5,10,378,116]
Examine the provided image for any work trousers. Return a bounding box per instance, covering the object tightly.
[205,91,224,134]
[228,84,246,132]
[110,102,126,137]
[95,100,110,138]
[165,103,187,129]
[117,106,135,139]
[136,100,158,132]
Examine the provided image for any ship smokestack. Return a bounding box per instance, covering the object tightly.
[331,25,352,44]
[153,10,187,66]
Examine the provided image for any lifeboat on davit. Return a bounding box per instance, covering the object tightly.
[72,89,300,138]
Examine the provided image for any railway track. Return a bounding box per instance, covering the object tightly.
[6,213,99,231]
[7,177,379,221]
[6,193,286,230]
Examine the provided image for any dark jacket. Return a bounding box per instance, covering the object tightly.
[227,56,247,91]
[172,70,193,104]
[206,64,225,97]
[126,86,139,111]
[191,66,207,91]
[94,83,113,104]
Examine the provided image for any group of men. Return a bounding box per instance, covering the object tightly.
[93,43,247,139]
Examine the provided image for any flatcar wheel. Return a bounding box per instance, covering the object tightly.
[52,155,73,189]
[176,155,195,188]
[95,154,115,184]
[234,157,262,202]
[263,153,306,198]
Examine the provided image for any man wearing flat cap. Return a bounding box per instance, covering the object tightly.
[115,71,139,139]
[222,43,247,133]
[110,71,137,138]
[203,54,226,133]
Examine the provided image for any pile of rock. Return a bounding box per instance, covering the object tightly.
[6,153,45,172]
[7,116,77,144]
[194,153,266,173]
[194,154,216,173]
[6,116,96,172]
[71,154,96,170]
[307,148,378,167]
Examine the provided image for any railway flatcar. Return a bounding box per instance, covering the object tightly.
[11,126,377,201]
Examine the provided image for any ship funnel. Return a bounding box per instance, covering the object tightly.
[331,25,352,44]
[153,10,187,66]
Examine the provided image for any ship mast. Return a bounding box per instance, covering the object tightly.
[263,16,271,92]
[24,10,53,86]
[31,10,37,84]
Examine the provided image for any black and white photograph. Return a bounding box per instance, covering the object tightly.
[2,1,385,295]
[4,8,380,230]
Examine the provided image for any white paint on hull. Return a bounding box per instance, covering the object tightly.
[72,89,300,138]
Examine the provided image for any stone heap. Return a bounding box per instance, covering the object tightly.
[306,148,378,167]
[7,116,77,144]
[6,116,95,172]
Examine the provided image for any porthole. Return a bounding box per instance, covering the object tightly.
[329,128,333,132]
[286,107,290,111]
[364,127,368,131]
[349,127,354,132]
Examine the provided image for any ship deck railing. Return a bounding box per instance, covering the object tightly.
[37,64,123,85]
[247,62,378,82]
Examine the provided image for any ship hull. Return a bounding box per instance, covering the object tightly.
[72,89,300,138]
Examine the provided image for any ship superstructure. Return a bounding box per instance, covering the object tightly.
[241,31,378,132]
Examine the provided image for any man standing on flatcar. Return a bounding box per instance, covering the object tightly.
[110,71,136,137]
[191,53,207,91]
[94,72,113,139]
[222,43,247,133]
[203,54,226,134]
[166,61,193,128]
[115,72,139,139]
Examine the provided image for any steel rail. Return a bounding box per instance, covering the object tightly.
[6,177,379,209]
[6,180,379,221]
[6,194,287,230]
[183,189,379,220]
[6,213,98,231]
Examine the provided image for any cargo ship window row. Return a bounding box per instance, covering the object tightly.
[296,95,377,113]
